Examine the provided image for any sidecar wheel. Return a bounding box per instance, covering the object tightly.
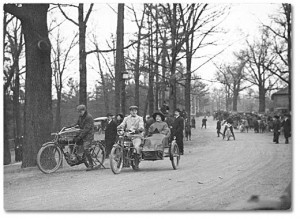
[37,143,62,174]
[170,141,180,170]
[110,145,123,174]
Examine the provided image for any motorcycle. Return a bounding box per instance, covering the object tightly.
[109,129,180,174]
[37,127,106,174]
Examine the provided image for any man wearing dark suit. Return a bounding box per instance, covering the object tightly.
[282,114,291,144]
[273,115,281,144]
[105,113,117,158]
[172,109,184,155]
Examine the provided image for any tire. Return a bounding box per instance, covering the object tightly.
[37,143,63,174]
[110,145,123,174]
[170,141,180,170]
[131,153,140,171]
[90,141,106,168]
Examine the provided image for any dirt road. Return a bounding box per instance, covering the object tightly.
[3,117,292,211]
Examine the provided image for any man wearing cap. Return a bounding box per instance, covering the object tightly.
[273,115,281,144]
[70,104,95,171]
[105,113,117,157]
[172,109,184,155]
[117,106,145,156]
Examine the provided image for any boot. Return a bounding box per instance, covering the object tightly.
[84,149,95,171]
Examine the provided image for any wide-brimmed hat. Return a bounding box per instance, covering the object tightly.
[152,111,165,121]
[129,106,138,111]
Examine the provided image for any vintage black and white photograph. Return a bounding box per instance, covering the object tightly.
[2,0,297,214]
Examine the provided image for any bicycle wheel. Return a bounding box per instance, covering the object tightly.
[37,143,63,174]
[110,145,123,174]
[170,141,180,170]
[90,141,106,168]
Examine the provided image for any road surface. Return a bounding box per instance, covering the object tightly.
[4,116,292,211]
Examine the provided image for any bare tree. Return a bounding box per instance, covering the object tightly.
[4,4,53,167]
[51,28,78,131]
[58,3,94,106]
[263,3,291,111]
[244,28,280,113]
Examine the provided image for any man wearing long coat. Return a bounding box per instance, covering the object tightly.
[105,113,117,157]
[172,109,184,155]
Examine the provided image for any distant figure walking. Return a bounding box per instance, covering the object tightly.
[185,119,191,141]
[202,116,207,129]
[216,118,222,137]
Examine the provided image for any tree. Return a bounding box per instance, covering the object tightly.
[58,3,94,106]
[244,28,280,113]
[51,27,78,131]
[4,4,53,167]
[115,3,126,115]
[263,4,291,111]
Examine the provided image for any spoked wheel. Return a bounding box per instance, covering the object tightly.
[110,145,123,174]
[131,153,140,171]
[90,141,106,168]
[170,141,180,170]
[37,143,63,174]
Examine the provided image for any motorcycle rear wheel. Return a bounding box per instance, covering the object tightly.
[37,143,63,174]
[110,145,123,174]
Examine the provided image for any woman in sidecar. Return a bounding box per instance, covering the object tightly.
[142,112,170,160]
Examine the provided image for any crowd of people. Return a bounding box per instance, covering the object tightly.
[67,104,191,171]
[213,110,292,144]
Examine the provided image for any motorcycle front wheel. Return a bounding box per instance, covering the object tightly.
[37,143,63,174]
[110,145,123,174]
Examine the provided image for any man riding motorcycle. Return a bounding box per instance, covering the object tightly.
[68,104,96,171]
[117,106,144,157]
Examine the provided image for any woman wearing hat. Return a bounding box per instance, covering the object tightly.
[148,112,170,137]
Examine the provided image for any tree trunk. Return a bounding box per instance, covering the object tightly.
[148,9,154,116]
[169,4,177,114]
[161,32,167,105]
[232,89,239,112]
[285,4,292,112]
[55,89,62,131]
[17,4,53,167]
[78,4,87,106]
[4,93,11,165]
[258,87,266,113]
[115,4,125,114]
[13,67,21,137]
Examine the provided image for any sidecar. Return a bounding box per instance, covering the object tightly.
[142,133,180,169]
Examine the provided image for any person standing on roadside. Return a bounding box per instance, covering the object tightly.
[216,117,222,137]
[273,115,281,144]
[172,109,184,155]
[115,113,124,126]
[202,116,207,129]
[281,114,291,144]
[105,113,117,158]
